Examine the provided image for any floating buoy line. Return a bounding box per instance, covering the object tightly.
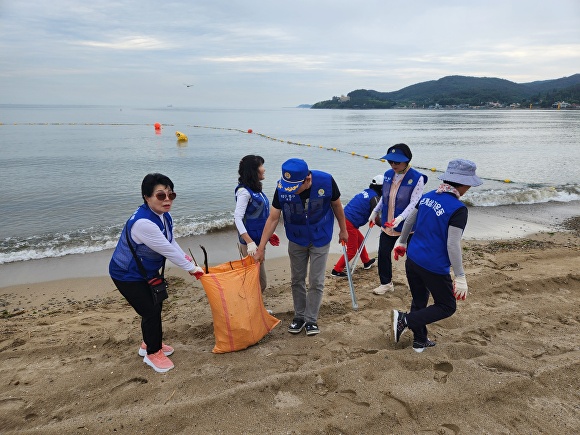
[2,121,514,184]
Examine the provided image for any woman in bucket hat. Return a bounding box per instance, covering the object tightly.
[390,159,483,352]
[368,143,428,295]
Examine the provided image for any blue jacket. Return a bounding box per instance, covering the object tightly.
[345,188,378,228]
[109,204,172,281]
[408,190,465,275]
[235,185,269,245]
[381,167,427,232]
[277,170,334,247]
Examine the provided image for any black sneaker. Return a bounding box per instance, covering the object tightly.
[305,322,320,336]
[392,310,408,343]
[412,339,436,353]
[331,269,347,278]
[288,318,306,334]
[363,258,376,269]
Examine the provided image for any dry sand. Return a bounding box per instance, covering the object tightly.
[1,222,579,434]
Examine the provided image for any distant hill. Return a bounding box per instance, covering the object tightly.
[311,74,580,109]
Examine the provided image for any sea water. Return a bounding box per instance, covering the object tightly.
[1,104,579,265]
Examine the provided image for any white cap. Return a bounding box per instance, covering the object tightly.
[371,174,384,185]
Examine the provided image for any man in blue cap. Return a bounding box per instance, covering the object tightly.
[255,158,348,336]
[390,159,483,353]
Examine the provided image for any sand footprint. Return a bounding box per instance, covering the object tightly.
[110,377,148,393]
[433,361,453,383]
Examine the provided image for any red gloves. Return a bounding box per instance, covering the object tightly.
[269,233,280,246]
[393,245,407,261]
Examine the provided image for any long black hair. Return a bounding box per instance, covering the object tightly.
[238,155,265,192]
[141,173,174,203]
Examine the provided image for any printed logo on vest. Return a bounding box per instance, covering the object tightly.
[317,188,325,197]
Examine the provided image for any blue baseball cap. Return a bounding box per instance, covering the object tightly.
[381,147,410,162]
[278,158,309,193]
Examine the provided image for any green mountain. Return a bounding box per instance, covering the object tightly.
[311,74,580,109]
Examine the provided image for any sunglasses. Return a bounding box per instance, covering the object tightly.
[154,191,177,201]
[387,160,403,165]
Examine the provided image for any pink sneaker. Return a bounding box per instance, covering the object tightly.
[138,342,174,357]
[143,350,174,373]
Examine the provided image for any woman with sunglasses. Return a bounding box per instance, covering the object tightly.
[235,155,279,293]
[368,144,428,295]
[109,173,204,373]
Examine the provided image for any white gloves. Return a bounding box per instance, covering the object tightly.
[390,215,404,228]
[369,211,378,227]
[190,265,204,279]
[453,275,468,300]
[246,242,258,256]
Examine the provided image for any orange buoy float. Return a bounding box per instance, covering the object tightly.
[154,122,161,130]
[247,129,253,133]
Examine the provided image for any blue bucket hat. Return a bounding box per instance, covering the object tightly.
[278,158,309,193]
[381,146,410,162]
[438,159,483,187]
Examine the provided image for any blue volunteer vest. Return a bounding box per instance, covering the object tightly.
[408,190,465,275]
[277,170,334,247]
[381,167,427,232]
[109,204,173,281]
[235,185,270,245]
[345,188,378,228]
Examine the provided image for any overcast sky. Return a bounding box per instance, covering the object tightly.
[1,1,579,108]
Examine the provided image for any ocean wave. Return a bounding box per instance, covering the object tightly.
[0,214,235,264]
[466,184,580,207]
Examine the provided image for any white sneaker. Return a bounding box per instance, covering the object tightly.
[372,282,394,295]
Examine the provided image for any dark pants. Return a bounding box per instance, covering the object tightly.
[377,232,413,284]
[404,258,456,343]
[111,278,163,354]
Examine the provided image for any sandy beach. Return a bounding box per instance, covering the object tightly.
[1,206,579,434]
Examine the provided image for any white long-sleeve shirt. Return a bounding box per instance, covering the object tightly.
[131,213,194,272]
[372,172,425,219]
[234,187,252,236]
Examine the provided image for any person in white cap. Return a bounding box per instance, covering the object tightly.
[255,158,348,336]
[390,159,483,353]
[368,143,428,295]
[330,175,383,277]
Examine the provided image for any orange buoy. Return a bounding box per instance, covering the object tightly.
[247,129,253,133]
[154,122,161,130]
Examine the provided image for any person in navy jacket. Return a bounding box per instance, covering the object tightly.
[369,144,428,295]
[234,155,279,293]
[254,158,348,336]
[109,173,203,373]
[330,175,383,277]
[390,159,483,352]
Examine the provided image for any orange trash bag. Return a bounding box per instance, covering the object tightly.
[199,256,280,353]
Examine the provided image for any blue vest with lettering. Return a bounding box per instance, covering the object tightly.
[381,167,427,232]
[345,188,378,228]
[408,190,465,275]
[235,185,270,245]
[109,204,173,281]
[277,170,334,247]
